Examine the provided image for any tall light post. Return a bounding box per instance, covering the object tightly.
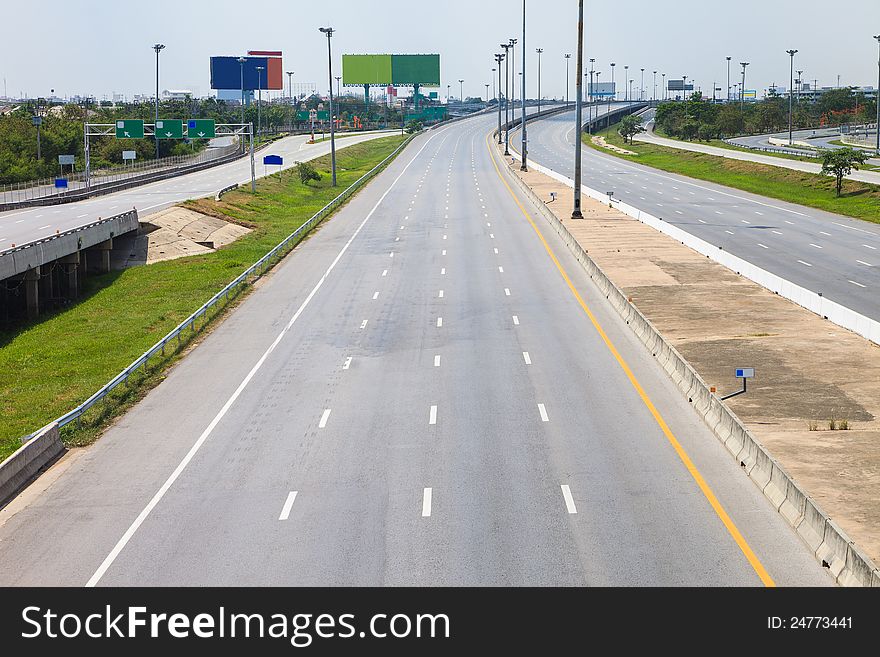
[536,48,543,114]
[255,65,265,137]
[520,0,527,172]
[572,0,584,219]
[796,69,803,103]
[319,26,337,186]
[286,71,294,101]
[725,56,731,102]
[459,79,464,103]
[495,53,505,144]
[652,70,657,101]
[509,37,518,124]
[624,65,629,100]
[485,83,490,102]
[662,72,666,100]
[152,43,165,160]
[610,62,616,101]
[447,84,451,102]
[874,35,880,154]
[565,53,571,105]
[786,49,798,145]
[335,76,341,98]
[740,61,749,119]
[238,57,247,125]
[595,71,601,123]
[492,67,496,100]
[588,58,595,133]
[640,68,645,101]
[501,42,512,155]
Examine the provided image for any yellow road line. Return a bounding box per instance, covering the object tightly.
[485,131,775,587]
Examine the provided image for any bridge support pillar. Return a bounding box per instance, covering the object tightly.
[24,269,40,320]
[85,239,113,274]
[60,253,80,299]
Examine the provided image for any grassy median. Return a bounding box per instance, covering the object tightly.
[0,134,408,461]
[588,124,880,224]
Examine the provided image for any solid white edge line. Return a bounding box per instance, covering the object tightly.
[278,491,298,520]
[561,485,577,514]
[84,130,440,588]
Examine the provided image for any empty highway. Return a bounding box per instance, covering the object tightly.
[515,110,880,321]
[0,110,832,586]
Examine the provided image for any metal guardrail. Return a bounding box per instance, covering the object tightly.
[721,138,823,158]
[33,131,418,439]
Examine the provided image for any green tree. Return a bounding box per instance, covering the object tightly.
[295,161,321,185]
[405,120,423,134]
[820,147,869,197]
[618,114,645,143]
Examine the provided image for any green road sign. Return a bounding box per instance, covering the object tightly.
[296,111,310,121]
[115,119,144,139]
[317,110,330,121]
[187,119,215,139]
[155,119,184,139]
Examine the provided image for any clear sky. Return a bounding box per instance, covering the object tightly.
[2,0,879,101]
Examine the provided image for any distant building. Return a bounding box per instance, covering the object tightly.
[162,89,194,101]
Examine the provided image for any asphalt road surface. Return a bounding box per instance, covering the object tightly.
[0,130,397,252]
[516,110,880,321]
[0,111,831,586]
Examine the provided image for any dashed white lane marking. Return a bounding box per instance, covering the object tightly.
[797,260,812,267]
[438,290,444,298]
[390,252,394,258]
[741,219,750,224]
[38,225,51,230]
[504,288,511,296]
[715,211,723,215]
[725,230,734,235]
[758,243,768,249]
[675,210,684,215]
[848,280,867,288]
[395,237,399,242]
[278,492,298,521]
[422,488,433,517]
[772,230,782,235]
[441,267,446,275]
[785,220,795,225]
[373,292,380,300]
[755,211,764,216]
[498,266,504,273]
[437,317,443,327]
[382,270,388,276]
[434,355,441,367]
[809,243,822,249]
[561,485,577,514]
[429,405,438,425]
[319,409,332,429]
[512,315,519,325]
[343,357,352,370]
[360,320,368,329]
[537,403,549,422]
[697,218,705,223]
[820,231,831,236]
[522,352,532,365]
[76,214,87,218]
[863,244,877,250]
[442,250,446,256]
[494,248,499,254]
[490,233,495,239]
[857,260,874,267]
[443,235,447,240]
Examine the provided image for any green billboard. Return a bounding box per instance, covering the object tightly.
[342,54,440,87]
[343,54,392,86]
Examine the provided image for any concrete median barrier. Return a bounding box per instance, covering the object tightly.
[0,422,63,507]
[500,143,879,585]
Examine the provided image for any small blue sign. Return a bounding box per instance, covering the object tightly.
[54,178,68,189]
[188,120,197,129]
[263,155,283,166]
[735,368,755,379]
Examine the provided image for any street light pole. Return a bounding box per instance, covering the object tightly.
[501,43,512,155]
[255,66,264,137]
[565,53,571,105]
[238,57,246,126]
[335,76,341,98]
[652,70,657,102]
[485,83,490,102]
[740,61,749,117]
[726,56,731,102]
[495,53,505,144]
[492,68,496,101]
[536,48,543,114]
[588,57,595,134]
[153,43,165,160]
[572,0,584,219]
[786,49,798,145]
[520,0,528,171]
[640,68,644,101]
[874,35,880,154]
[610,62,615,102]
[624,65,629,100]
[509,38,518,126]
[459,79,464,103]
[319,26,337,186]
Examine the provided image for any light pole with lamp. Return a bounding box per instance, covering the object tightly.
[255,66,264,137]
[624,65,629,100]
[588,57,595,133]
[726,56,731,102]
[874,35,880,154]
[572,0,584,219]
[509,38,518,124]
[501,42,512,155]
[640,68,644,101]
[564,53,571,105]
[520,0,527,172]
[786,49,798,145]
[495,53,505,144]
[536,48,543,114]
[485,83,490,102]
[740,61,749,118]
[152,43,165,160]
[662,72,666,100]
[319,26,337,186]
[652,70,657,101]
[459,79,464,103]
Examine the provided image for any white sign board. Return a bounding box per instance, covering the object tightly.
[58,154,75,165]
[122,150,137,161]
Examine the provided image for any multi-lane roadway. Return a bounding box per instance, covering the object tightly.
[516,109,880,321]
[0,109,830,586]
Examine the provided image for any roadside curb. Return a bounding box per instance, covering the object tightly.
[499,143,880,586]
[0,423,63,509]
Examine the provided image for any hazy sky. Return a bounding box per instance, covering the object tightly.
[2,0,879,101]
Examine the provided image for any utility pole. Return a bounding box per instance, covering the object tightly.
[726,56,731,102]
[520,0,527,172]
[319,27,337,186]
[238,57,246,126]
[153,43,165,160]
[536,48,543,114]
[787,49,798,145]
[495,53,505,144]
[572,0,584,219]
[565,53,571,105]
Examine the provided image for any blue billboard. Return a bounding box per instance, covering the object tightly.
[211,57,270,91]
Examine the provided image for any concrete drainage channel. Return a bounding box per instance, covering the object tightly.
[496,131,879,586]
